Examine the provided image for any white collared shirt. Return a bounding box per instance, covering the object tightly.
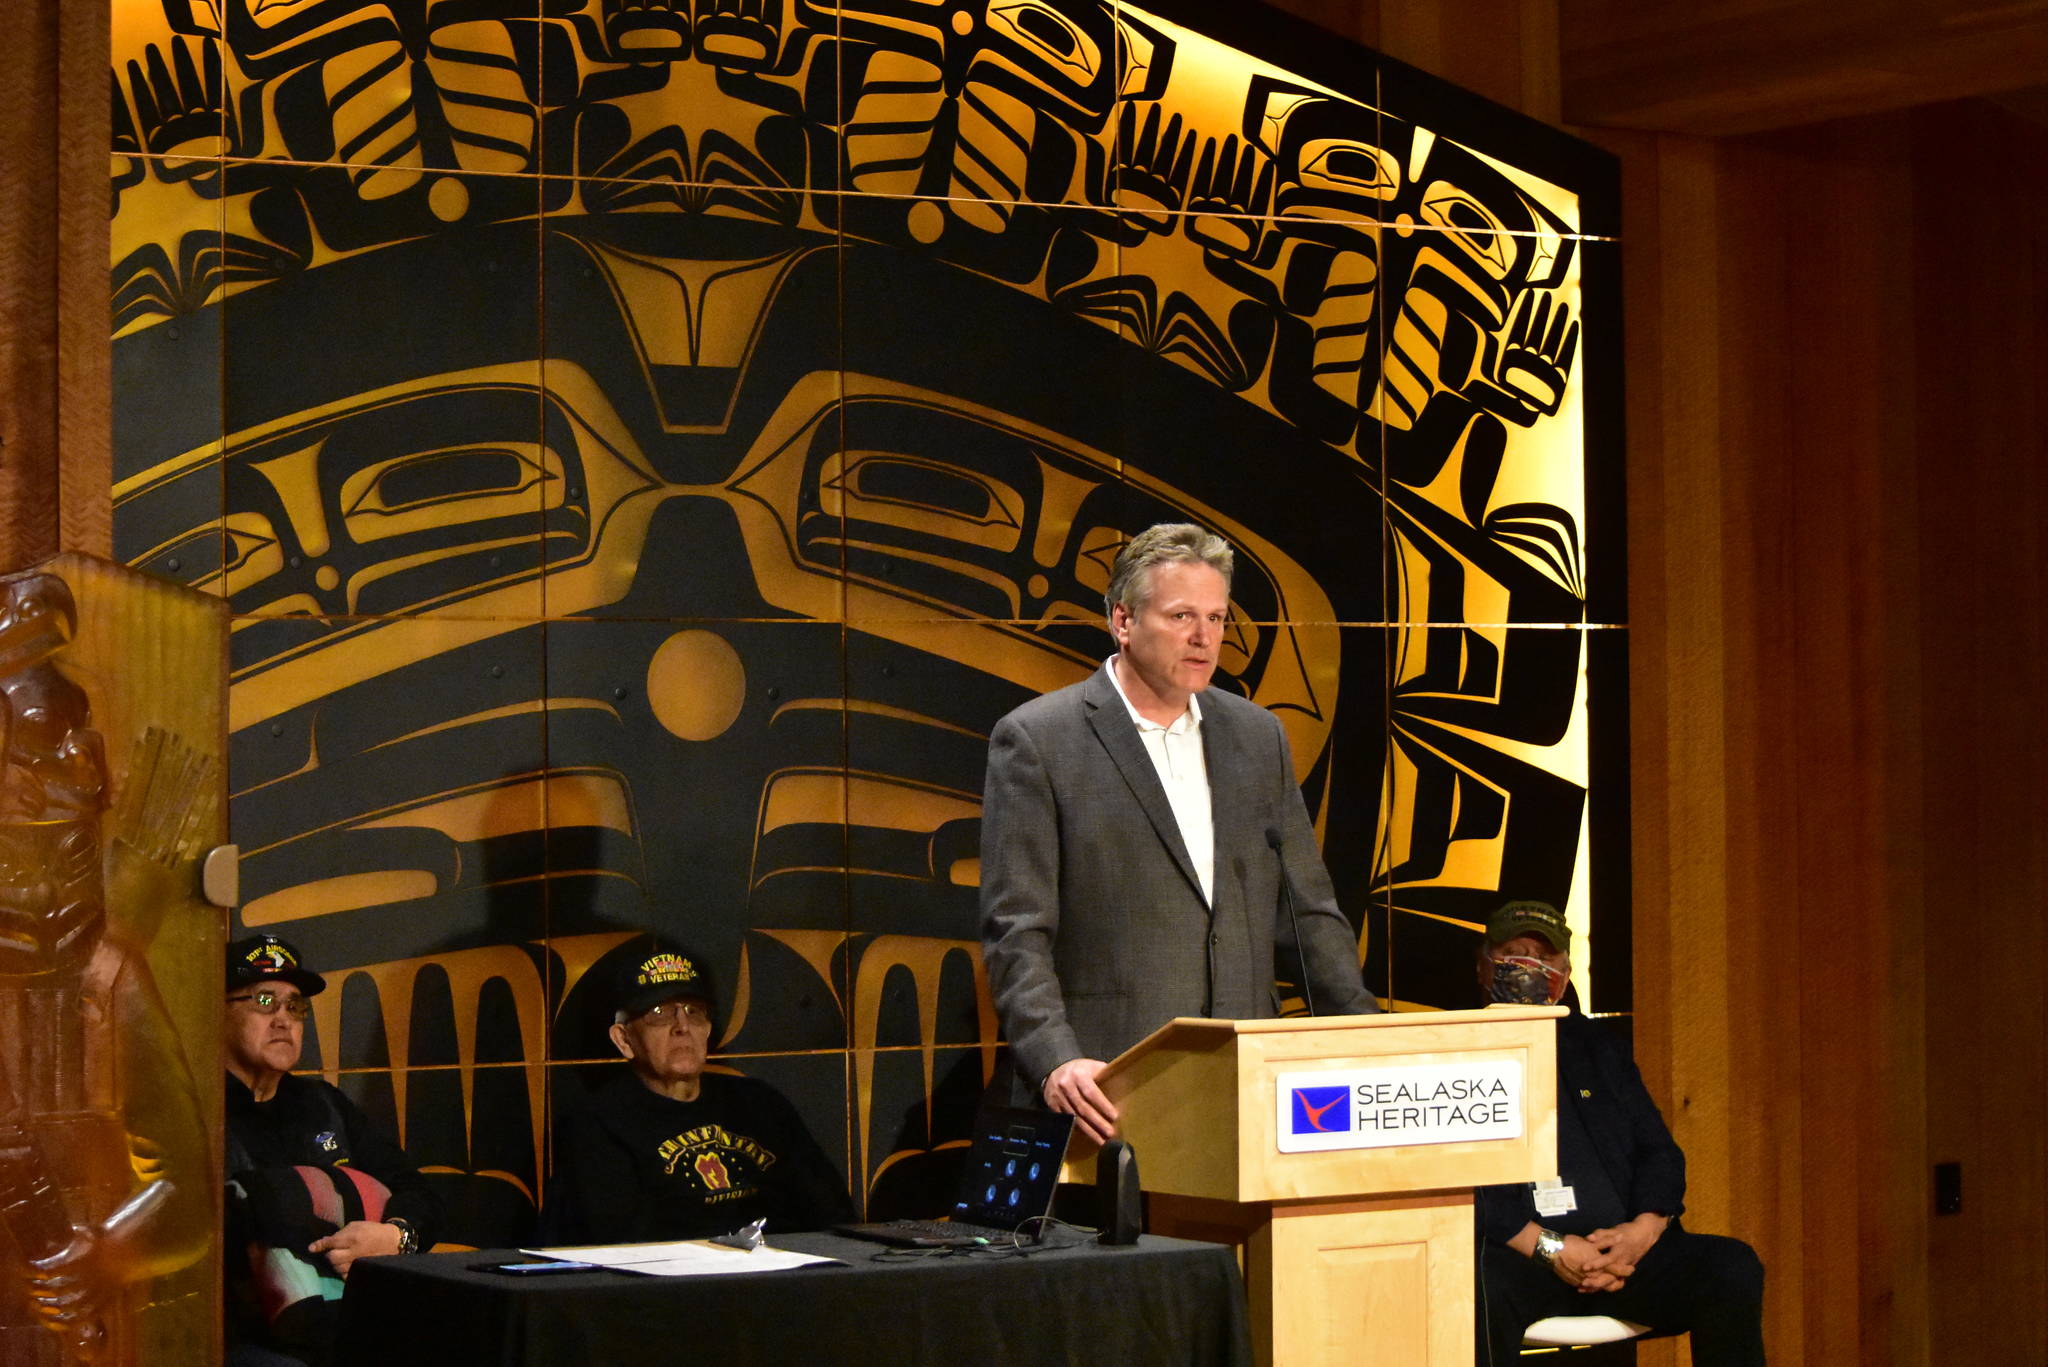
[1104,656,1215,905]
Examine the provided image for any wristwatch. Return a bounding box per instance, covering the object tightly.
[387,1217,420,1255]
[1532,1227,1565,1267]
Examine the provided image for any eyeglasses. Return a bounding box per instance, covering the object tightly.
[639,1000,711,1025]
[228,990,312,1019]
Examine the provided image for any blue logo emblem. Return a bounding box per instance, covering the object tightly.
[315,1130,339,1152]
[1289,1085,1350,1135]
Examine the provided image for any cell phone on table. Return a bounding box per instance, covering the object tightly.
[477,1259,602,1275]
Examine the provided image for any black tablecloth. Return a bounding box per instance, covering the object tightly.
[337,1230,1253,1367]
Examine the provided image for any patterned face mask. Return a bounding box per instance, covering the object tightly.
[1487,955,1565,1005]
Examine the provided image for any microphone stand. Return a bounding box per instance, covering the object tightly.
[1266,826,1318,1018]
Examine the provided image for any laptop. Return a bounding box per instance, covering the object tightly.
[836,1105,1075,1248]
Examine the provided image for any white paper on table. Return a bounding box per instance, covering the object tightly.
[517,1241,838,1276]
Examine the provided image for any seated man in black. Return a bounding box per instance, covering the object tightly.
[223,934,438,1367]
[1474,901,1765,1366]
[543,936,853,1243]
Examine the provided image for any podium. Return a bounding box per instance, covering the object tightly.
[1062,1006,1563,1367]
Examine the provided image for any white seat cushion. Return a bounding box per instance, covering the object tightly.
[1522,1315,1653,1346]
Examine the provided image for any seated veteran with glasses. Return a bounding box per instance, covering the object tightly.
[223,934,438,1367]
[541,935,854,1244]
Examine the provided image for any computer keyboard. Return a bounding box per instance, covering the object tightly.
[834,1218,1024,1247]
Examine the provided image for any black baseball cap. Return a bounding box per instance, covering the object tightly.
[1483,900,1571,953]
[226,933,327,996]
[610,934,717,1022]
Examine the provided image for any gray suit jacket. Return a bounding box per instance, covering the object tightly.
[980,665,1377,1090]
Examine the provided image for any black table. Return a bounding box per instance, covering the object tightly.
[337,1231,1253,1367]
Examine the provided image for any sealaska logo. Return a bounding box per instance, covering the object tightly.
[1290,1085,1351,1135]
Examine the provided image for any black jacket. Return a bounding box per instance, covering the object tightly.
[224,1071,441,1356]
[225,1070,441,1237]
[1476,1010,1686,1244]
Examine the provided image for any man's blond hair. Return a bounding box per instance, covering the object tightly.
[1103,523,1233,619]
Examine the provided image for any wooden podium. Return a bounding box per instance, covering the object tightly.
[1062,1006,1563,1367]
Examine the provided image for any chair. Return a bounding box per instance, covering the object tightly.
[1523,1314,1651,1347]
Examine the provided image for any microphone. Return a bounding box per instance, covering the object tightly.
[1266,826,1318,1018]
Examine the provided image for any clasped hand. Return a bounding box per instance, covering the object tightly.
[1554,1212,1669,1293]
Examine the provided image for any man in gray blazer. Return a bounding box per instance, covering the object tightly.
[980,523,1378,1143]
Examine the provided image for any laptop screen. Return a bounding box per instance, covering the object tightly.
[948,1106,1074,1230]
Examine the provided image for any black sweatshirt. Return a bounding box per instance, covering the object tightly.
[543,1070,854,1244]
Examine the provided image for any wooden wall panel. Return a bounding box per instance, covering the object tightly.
[0,0,110,569]
[1604,115,1937,1367]
[1266,0,1564,121]
[1561,0,2048,135]
[1603,122,1745,1315]
[1912,101,2048,1366]
[0,2,62,568]
[1603,97,2047,1367]
[56,0,111,558]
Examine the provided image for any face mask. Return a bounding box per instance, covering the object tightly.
[1487,955,1565,1005]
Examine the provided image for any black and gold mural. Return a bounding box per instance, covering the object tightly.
[109,0,1622,1254]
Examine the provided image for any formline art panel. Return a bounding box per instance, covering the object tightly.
[108,0,1624,1258]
